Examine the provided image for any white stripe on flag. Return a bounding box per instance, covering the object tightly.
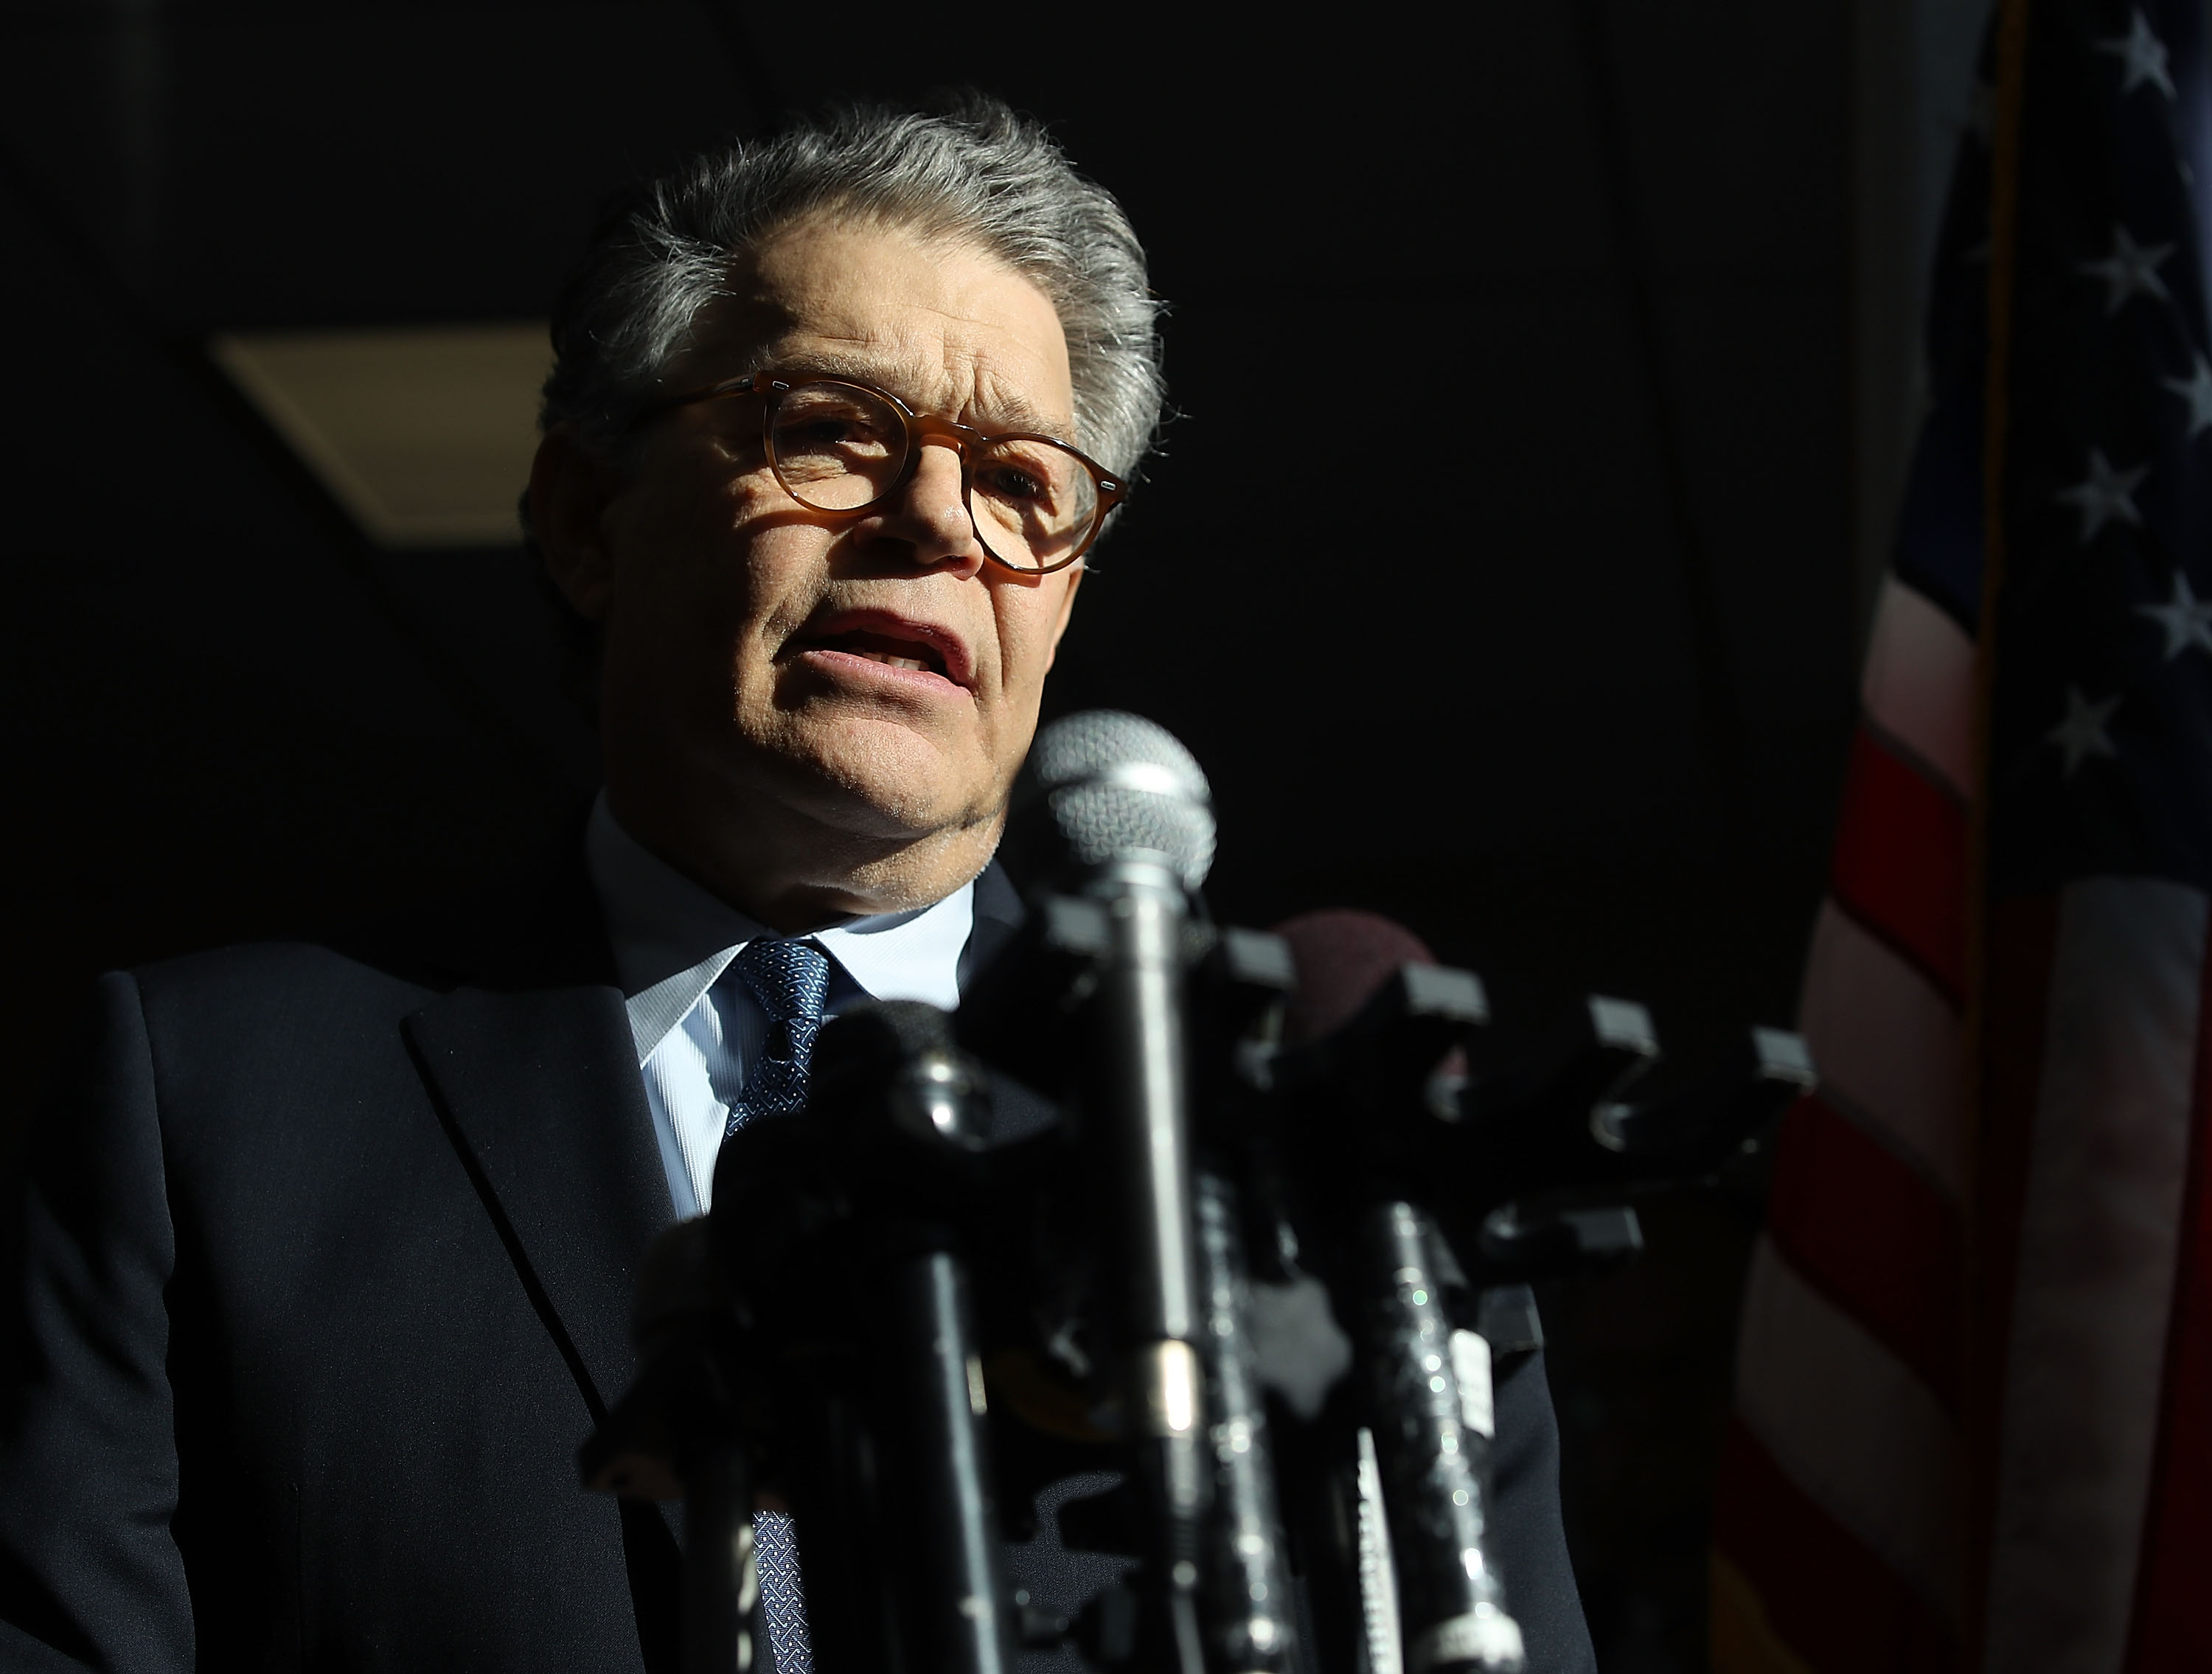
[1860,575,1977,796]
[1735,1235,1962,1623]
[1798,898,1969,1200]
[1983,876,2206,1674]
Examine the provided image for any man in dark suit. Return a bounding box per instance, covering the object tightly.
[0,98,1594,1672]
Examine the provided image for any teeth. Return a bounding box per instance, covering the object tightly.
[855,649,933,672]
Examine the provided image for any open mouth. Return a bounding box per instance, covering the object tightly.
[804,628,952,680]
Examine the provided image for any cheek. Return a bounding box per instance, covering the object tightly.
[990,584,1075,699]
[616,473,807,630]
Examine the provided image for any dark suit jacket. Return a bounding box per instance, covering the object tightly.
[0,856,1594,1673]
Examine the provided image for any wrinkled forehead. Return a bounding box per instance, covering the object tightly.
[672,218,1077,438]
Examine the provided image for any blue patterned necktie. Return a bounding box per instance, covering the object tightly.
[722,938,831,1137]
[716,937,830,1673]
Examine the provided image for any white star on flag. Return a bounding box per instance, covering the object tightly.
[2137,571,2212,660]
[2053,448,2149,543]
[2160,354,2212,439]
[2077,223,2174,315]
[2097,9,2177,99]
[2046,685,2122,776]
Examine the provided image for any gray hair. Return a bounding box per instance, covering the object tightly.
[539,94,1166,484]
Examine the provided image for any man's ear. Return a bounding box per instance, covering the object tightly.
[1040,565,1085,672]
[529,427,622,621]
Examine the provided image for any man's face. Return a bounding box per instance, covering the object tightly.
[579,217,1086,854]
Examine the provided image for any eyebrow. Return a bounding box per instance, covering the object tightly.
[760,349,1069,438]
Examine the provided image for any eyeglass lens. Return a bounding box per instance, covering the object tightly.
[767,381,1099,569]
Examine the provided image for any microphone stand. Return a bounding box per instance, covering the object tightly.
[1192,1168,1298,1674]
[1349,1199,1522,1674]
[1268,960,1529,1674]
[1262,954,1819,1674]
[828,1006,1019,1674]
[754,1002,1021,1674]
[1184,926,1310,1674]
[584,1003,1022,1674]
[958,882,1263,1674]
[577,1215,776,1674]
[1082,855,1211,1674]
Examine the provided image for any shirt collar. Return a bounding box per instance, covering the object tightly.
[583,792,975,1064]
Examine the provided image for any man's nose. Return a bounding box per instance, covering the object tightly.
[863,439,985,574]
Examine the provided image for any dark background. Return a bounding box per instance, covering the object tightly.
[0,4,1866,1667]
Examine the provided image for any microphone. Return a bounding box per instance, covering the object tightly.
[1271,910,1527,1674]
[1194,1165,1298,1674]
[1266,913,1810,1671]
[1275,908,1443,1046]
[1004,708,1216,894]
[1003,709,1216,1674]
[579,1214,772,1674]
[802,1001,1015,1674]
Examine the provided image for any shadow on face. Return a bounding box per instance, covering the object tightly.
[532,216,1088,924]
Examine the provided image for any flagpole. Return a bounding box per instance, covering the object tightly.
[1964,1,2031,1664]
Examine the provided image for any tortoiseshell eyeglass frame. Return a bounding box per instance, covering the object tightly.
[639,369,1124,575]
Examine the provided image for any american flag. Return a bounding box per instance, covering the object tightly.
[1710,2,2212,1670]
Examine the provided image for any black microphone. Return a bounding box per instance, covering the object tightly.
[1271,910,1528,1674]
[1192,1168,1298,1674]
[1003,709,1216,1674]
[579,1214,773,1674]
[803,1001,1017,1674]
[686,1002,1021,1674]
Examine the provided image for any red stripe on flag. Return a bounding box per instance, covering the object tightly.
[1713,1417,1954,1673]
[1767,1094,1964,1409]
[1830,728,1969,1003]
[2124,920,2212,1673]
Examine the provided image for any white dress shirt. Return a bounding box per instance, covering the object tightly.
[582,793,975,1216]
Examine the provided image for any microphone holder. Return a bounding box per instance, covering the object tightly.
[585,901,1819,1674]
[961,880,1214,1674]
[578,1215,776,1674]
[1266,958,1528,1674]
[1253,951,1818,1673]
[583,1002,1026,1674]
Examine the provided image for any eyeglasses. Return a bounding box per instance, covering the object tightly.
[647,371,1124,574]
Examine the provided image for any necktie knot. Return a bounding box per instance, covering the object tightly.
[730,937,830,1025]
[722,938,830,1136]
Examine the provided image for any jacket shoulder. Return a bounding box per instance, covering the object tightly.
[118,943,444,1107]
[131,940,438,1022]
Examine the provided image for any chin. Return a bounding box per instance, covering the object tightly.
[773,715,1000,839]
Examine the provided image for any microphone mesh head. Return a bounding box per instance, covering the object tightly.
[1273,910,1438,1044]
[1015,710,1217,890]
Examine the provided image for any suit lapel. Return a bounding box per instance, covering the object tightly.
[400,854,1027,1419]
[956,862,1067,1144]
[404,983,674,1421]
[960,857,1028,990]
